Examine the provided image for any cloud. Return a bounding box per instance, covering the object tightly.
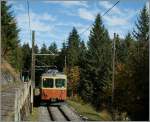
[99,1,122,15]
[61,1,88,7]
[30,12,56,22]
[17,11,56,32]
[41,13,56,21]
[13,0,144,48]
[103,8,137,28]
[44,1,88,7]
[78,8,96,21]
[59,10,77,16]
[13,4,25,12]
[97,1,141,39]
[55,22,84,28]
[16,10,59,48]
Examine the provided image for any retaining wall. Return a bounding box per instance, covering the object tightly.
[1,81,33,121]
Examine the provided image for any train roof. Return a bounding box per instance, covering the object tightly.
[41,72,67,79]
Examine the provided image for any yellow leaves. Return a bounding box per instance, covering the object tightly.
[66,66,80,96]
[116,63,125,72]
[69,66,80,83]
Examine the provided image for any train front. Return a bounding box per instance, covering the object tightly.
[40,71,67,101]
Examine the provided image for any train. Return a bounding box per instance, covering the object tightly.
[39,69,67,102]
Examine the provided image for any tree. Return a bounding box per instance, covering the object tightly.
[22,43,31,70]
[81,14,112,109]
[47,42,58,66]
[128,5,149,120]
[68,66,80,96]
[34,44,39,54]
[21,43,31,81]
[1,1,22,71]
[114,5,149,120]
[67,27,80,67]
[39,43,48,66]
[65,27,81,97]
[133,5,149,42]
[48,42,58,54]
[56,42,67,72]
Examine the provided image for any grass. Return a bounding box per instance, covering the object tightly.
[67,97,112,121]
[28,107,39,121]
[1,59,20,80]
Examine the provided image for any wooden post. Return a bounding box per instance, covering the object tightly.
[64,55,67,73]
[112,33,116,120]
[31,31,35,88]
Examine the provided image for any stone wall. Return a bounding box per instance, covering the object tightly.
[1,81,33,121]
[1,59,33,121]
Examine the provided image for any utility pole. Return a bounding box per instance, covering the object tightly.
[31,31,35,87]
[112,33,116,120]
[65,55,67,70]
[64,39,67,74]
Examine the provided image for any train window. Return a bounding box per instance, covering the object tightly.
[55,79,65,88]
[43,78,54,88]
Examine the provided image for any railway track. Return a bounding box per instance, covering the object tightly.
[47,104,81,121]
[38,102,81,121]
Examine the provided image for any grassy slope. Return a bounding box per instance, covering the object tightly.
[28,107,39,121]
[1,59,21,91]
[67,99,112,121]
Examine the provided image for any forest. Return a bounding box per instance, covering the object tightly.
[1,1,149,121]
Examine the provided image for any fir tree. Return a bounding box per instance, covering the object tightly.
[128,5,149,120]
[56,42,67,72]
[1,1,22,71]
[86,14,112,109]
[22,43,31,71]
[67,27,80,67]
[114,6,149,120]
[133,5,149,42]
[47,42,58,66]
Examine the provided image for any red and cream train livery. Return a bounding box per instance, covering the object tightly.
[40,70,67,101]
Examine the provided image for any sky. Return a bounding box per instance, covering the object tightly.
[7,0,149,49]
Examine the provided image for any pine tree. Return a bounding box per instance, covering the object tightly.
[67,27,80,67]
[85,14,112,109]
[2,1,19,56]
[47,42,58,66]
[114,6,149,120]
[48,42,58,54]
[34,44,39,54]
[40,43,48,66]
[65,27,81,96]
[127,5,149,120]
[22,43,31,71]
[21,43,31,80]
[133,5,149,42]
[1,1,22,71]
[56,42,67,71]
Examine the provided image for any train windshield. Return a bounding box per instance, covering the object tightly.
[55,79,65,88]
[43,78,54,88]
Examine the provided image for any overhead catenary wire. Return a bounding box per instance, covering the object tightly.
[27,0,42,47]
[26,0,32,42]
[102,0,120,16]
[78,0,120,36]
[35,59,49,66]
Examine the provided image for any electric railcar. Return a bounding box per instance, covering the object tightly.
[40,69,67,101]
